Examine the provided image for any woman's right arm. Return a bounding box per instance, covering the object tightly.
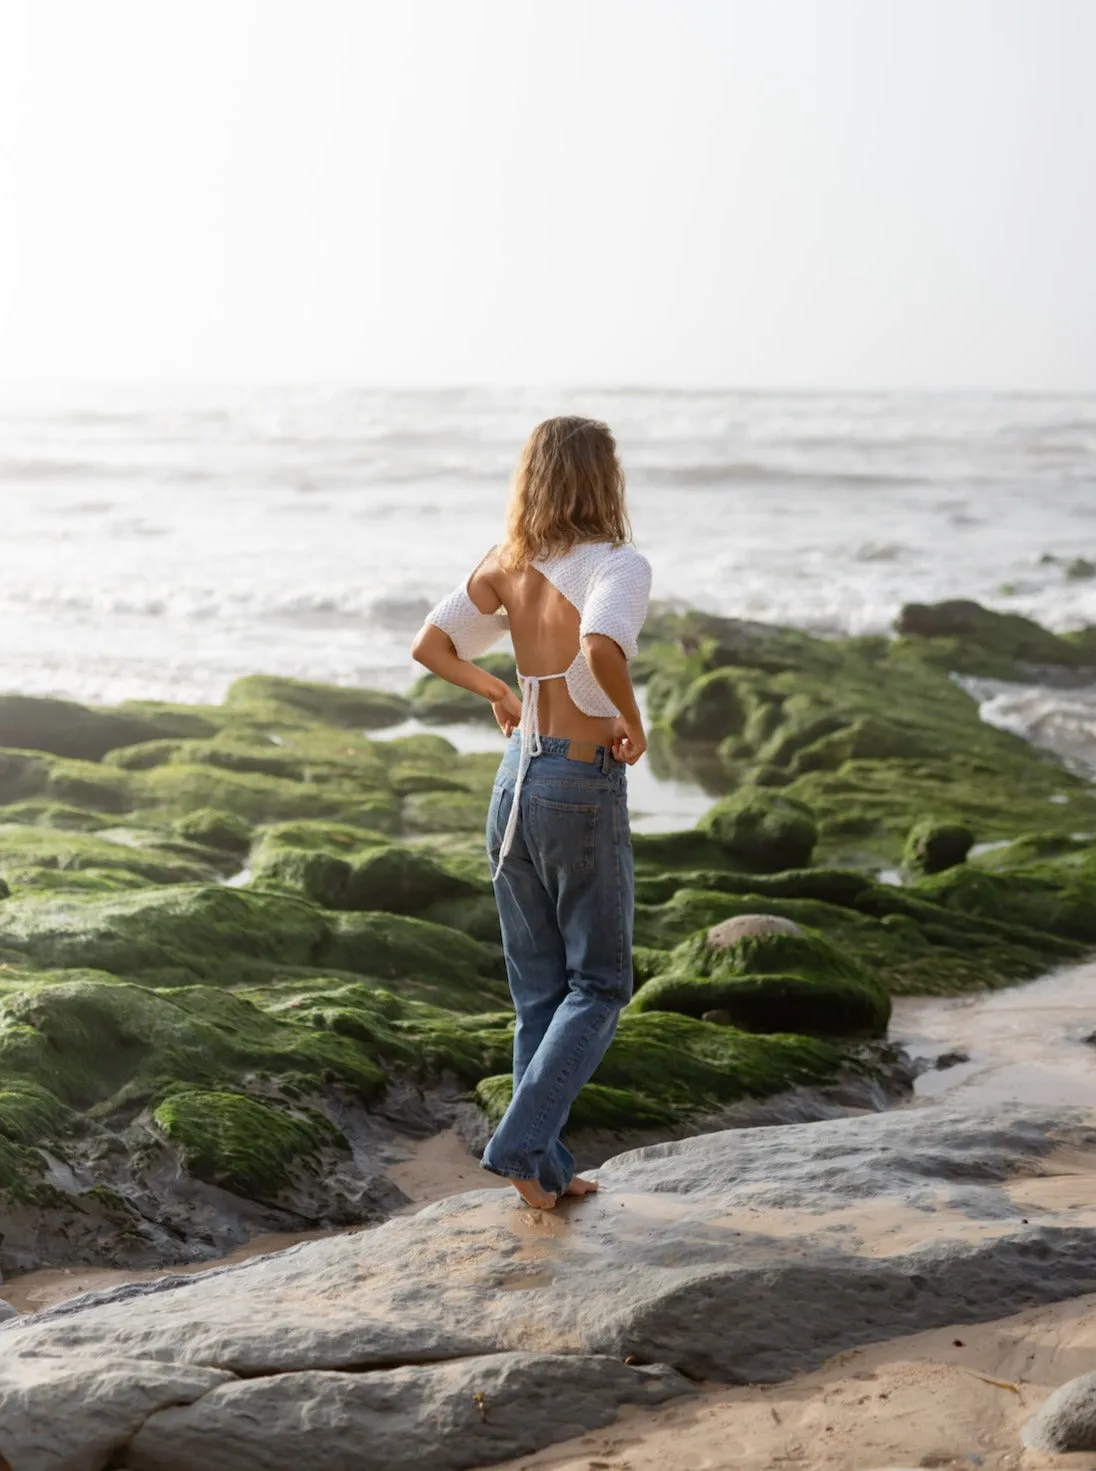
[411,623,521,734]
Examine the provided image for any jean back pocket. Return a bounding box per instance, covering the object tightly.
[528,794,599,875]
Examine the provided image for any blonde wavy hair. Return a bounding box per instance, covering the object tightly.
[498,416,631,569]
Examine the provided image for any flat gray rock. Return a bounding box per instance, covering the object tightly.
[124,1355,689,1471]
[0,1299,18,1323]
[2,1102,1096,1471]
[1022,1369,1096,1452]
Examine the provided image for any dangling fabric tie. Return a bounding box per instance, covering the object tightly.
[492,668,568,879]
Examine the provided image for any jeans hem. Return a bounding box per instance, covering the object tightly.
[480,1158,540,1182]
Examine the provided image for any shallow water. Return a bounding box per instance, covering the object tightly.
[892,960,1096,1110]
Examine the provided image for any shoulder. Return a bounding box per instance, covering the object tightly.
[595,543,652,589]
[466,546,504,614]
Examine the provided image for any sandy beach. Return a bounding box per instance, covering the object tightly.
[480,1294,1096,1471]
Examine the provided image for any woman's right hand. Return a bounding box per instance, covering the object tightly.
[611,715,647,765]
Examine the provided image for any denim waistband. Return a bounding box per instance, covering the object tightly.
[502,732,621,773]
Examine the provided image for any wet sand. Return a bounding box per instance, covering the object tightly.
[892,958,1096,1110]
[480,1293,1096,1471]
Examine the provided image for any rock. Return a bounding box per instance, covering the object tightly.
[893,599,1094,674]
[0,1299,18,1322]
[249,824,485,914]
[629,924,890,1038]
[697,790,818,871]
[125,1355,691,1471]
[902,818,975,876]
[706,914,804,946]
[0,693,215,762]
[0,1358,233,1471]
[2,1104,1095,1471]
[173,808,252,856]
[934,1050,971,1070]
[914,862,1096,945]
[1065,557,1096,581]
[224,675,410,730]
[1022,1369,1096,1452]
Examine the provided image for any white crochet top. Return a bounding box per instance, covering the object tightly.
[425,542,652,717]
[426,542,652,875]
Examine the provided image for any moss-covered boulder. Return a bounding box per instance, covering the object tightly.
[475,1008,866,1133]
[0,822,220,895]
[893,600,1096,678]
[0,694,215,761]
[644,607,1096,867]
[224,675,410,730]
[698,790,818,871]
[913,862,1096,945]
[902,818,975,876]
[152,1090,349,1201]
[251,823,484,915]
[630,925,890,1038]
[174,808,252,856]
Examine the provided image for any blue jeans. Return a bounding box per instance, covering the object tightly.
[481,734,634,1194]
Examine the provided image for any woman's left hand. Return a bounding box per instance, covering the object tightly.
[491,686,522,737]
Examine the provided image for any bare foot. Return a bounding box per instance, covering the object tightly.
[563,1175,599,1197]
[510,1178,557,1209]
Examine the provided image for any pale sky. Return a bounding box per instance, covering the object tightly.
[1,0,1093,390]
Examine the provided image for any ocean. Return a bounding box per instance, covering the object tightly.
[2,384,1095,772]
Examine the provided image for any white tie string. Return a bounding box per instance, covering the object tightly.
[492,669,568,879]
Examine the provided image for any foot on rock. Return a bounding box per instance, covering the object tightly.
[563,1175,599,1197]
[510,1178,557,1209]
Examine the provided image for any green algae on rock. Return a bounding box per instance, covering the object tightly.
[152,1090,350,1201]
[643,604,1096,866]
[902,818,975,876]
[697,789,818,871]
[629,926,891,1038]
[224,674,411,730]
[475,1010,864,1132]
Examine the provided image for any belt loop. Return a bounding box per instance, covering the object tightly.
[601,744,611,775]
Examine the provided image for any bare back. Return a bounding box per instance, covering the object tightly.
[472,551,618,745]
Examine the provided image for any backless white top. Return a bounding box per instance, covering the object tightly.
[425,541,652,874]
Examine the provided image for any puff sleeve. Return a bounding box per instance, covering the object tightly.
[425,580,509,661]
[578,546,652,659]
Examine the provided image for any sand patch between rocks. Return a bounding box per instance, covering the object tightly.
[484,1293,1096,1471]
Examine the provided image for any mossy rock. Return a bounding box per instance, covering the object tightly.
[0,885,331,986]
[902,818,975,876]
[152,1089,348,1200]
[893,600,1096,678]
[136,763,401,832]
[656,668,755,742]
[0,694,215,762]
[403,789,490,834]
[913,863,1096,945]
[629,927,890,1038]
[409,654,516,724]
[251,823,484,914]
[226,675,410,730]
[0,822,220,894]
[0,977,387,1112]
[475,1009,859,1133]
[0,802,113,833]
[698,790,818,871]
[174,808,253,856]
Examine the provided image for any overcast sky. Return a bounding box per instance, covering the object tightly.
[1,0,1093,390]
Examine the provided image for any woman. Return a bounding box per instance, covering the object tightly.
[412,416,651,1209]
